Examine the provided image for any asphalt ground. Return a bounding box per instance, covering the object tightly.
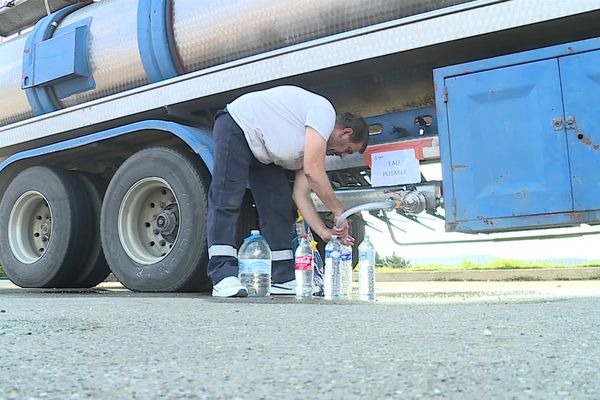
[1,279,599,399]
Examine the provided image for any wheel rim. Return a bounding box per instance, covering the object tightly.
[118,177,180,265]
[8,191,52,264]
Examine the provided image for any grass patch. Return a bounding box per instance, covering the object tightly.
[0,265,4,278]
[376,259,600,272]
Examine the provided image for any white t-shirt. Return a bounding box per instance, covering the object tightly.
[227,86,336,170]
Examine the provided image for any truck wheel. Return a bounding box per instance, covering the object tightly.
[0,166,92,288]
[70,172,110,288]
[100,147,210,292]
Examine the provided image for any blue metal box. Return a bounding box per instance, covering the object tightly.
[434,37,600,233]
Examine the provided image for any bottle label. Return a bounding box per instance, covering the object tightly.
[359,250,375,264]
[238,259,271,274]
[295,255,314,271]
[325,250,341,259]
[340,252,352,261]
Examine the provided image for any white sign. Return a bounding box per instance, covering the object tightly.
[370,149,420,187]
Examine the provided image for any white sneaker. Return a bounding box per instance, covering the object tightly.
[212,276,248,298]
[271,280,296,295]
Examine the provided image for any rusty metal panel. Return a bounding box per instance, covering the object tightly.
[444,59,572,221]
[559,50,600,211]
[435,37,600,233]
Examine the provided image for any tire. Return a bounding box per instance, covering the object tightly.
[100,147,210,292]
[0,166,92,288]
[315,213,366,268]
[70,172,110,288]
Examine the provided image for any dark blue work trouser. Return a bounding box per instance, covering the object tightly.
[207,110,296,285]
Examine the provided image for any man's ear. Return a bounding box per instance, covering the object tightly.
[343,127,354,138]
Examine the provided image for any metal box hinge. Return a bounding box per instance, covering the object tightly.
[443,87,448,103]
[565,115,576,130]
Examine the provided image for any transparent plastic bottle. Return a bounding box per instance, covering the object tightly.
[238,230,271,296]
[324,235,342,300]
[340,244,353,300]
[358,234,376,301]
[294,233,314,298]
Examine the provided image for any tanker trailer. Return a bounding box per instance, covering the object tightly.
[0,0,599,291]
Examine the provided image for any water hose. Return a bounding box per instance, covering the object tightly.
[334,200,397,228]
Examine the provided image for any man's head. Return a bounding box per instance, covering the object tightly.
[326,112,369,158]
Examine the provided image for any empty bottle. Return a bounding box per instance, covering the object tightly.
[238,230,271,296]
[295,233,314,298]
[324,235,342,300]
[358,234,376,301]
[340,243,353,299]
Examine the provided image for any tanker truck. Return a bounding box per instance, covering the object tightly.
[0,0,599,291]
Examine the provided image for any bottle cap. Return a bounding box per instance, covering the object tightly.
[250,229,260,235]
[331,235,338,239]
[300,233,308,239]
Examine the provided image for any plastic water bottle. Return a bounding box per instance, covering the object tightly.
[294,234,314,298]
[358,234,376,301]
[238,230,271,296]
[324,235,342,300]
[340,244,353,299]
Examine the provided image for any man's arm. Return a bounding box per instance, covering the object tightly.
[295,127,350,240]
[292,169,331,242]
[302,127,344,217]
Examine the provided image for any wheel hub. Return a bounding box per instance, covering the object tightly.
[8,191,52,264]
[155,207,178,237]
[118,178,180,265]
[41,220,51,240]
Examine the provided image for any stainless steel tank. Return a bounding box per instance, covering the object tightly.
[0,0,473,127]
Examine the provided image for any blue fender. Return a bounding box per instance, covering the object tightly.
[0,120,215,175]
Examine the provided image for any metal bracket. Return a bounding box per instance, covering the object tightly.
[565,115,576,130]
[552,117,564,131]
[21,2,89,116]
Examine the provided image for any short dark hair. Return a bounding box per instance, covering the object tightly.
[336,112,369,153]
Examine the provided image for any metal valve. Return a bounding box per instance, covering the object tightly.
[391,191,427,214]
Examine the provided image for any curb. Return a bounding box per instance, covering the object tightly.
[373,267,600,282]
[5,268,600,285]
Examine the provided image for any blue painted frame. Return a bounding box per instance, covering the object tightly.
[137,0,180,82]
[434,37,600,233]
[0,120,215,175]
[364,106,437,145]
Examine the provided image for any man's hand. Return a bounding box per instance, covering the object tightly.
[320,229,355,246]
[332,216,349,238]
[338,234,355,246]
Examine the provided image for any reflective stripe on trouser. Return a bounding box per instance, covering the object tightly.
[208,245,237,259]
[207,112,296,285]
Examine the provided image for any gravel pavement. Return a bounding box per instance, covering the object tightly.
[1,280,599,399]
